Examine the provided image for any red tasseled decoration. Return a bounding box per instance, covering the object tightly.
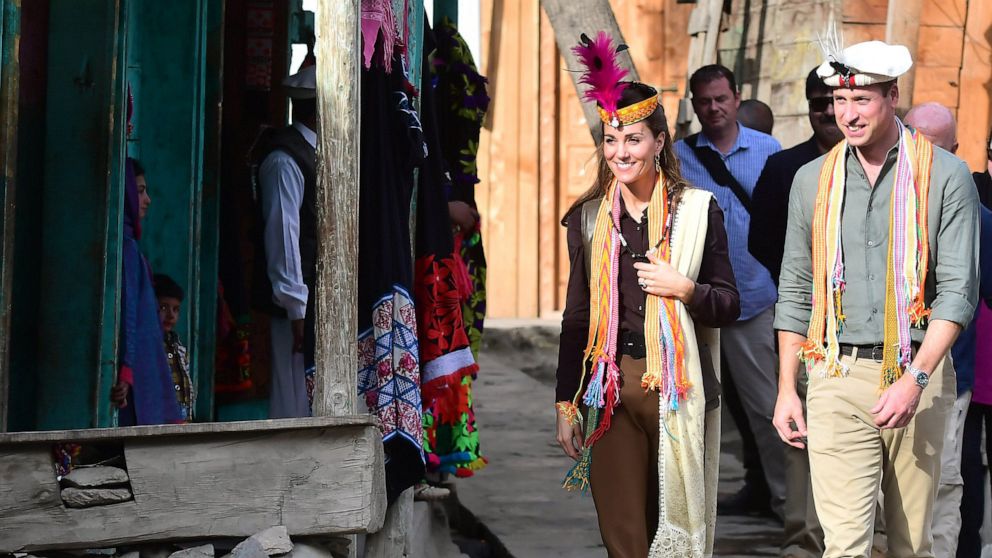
[571,31,629,117]
[584,361,621,447]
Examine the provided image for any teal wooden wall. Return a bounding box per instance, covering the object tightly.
[36,0,126,430]
[125,0,216,422]
[196,0,224,421]
[7,0,47,432]
[126,0,205,358]
[4,0,222,430]
[0,0,21,432]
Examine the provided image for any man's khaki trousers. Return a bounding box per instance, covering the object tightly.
[806,352,953,558]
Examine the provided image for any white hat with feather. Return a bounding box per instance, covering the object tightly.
[816,25,913,88]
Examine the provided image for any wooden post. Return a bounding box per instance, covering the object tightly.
[537,8,559,317]
[676,0,724,137]
[313,0,360,418]
[886,0,923,113]
[957,0,992,171]
[364,487,414,557]
[0,0,20,432]
[539,0,639,143]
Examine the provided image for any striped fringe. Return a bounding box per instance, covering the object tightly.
[803,122,934,388]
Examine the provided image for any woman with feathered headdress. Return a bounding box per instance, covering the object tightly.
[554,32,740,557]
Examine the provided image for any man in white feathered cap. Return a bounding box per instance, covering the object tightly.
[773,35,979,557]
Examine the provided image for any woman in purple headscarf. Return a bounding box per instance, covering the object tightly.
[110,157,183,425]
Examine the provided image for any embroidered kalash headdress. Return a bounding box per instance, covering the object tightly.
[803,28,933,389]
[571,32,660,128]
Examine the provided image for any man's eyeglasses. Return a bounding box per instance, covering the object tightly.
[808,96,833,112]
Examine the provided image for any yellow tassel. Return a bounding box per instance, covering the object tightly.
[556,401,582,426]
[465,457,488,471]
[640,371,662,392]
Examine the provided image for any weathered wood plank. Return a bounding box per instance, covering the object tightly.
[955,0,992,171]
[921,0,965,28]
[0,0,21,433]
[886,0,924,111]
[313,0,359,417]
[0,424,385,552]
[915,24,964,69]
[843,23,888,46]
[0,415,376,444]
[538,8,559,317]
[483,0,522,318]
[516,0,540,317]
[540,0,639,143]
[364,487,413,557]
[844,0,888,24]
[907,65,960,109]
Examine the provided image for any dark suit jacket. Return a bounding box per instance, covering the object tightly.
[748,137,823,284]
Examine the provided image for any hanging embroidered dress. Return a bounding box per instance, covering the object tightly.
[413,19,485,477]
[356,44,427,502]
[420,17,491,477]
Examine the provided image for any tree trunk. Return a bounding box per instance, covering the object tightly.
[540,0,639,143]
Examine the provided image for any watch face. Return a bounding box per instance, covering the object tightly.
[916,372,929,388]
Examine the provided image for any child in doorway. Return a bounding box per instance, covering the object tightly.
[154,274,195,422]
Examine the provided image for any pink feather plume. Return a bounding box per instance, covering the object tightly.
[571,32,629,116]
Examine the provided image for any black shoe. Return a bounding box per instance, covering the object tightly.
[718,483,775,518]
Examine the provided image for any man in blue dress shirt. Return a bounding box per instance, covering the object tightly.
[674,64,784,519]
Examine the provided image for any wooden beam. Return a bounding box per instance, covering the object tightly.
[539,0,639,143]
[0,420,385,552]
[676,0,723,136]
[0,0,21,432]
[313,0,360,417]
[537,8,559,317]
[194,0,225,421]
[516,0,540,317]
[886,0,924,112]
[957,0,992,170]
[0,415,377,444]
[364,487,413,557]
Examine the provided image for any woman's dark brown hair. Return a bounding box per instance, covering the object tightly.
[562,82,691,225]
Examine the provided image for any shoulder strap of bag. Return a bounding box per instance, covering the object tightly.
[685,133,752,213]
[581,198,601,279]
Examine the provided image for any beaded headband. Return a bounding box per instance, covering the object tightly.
[597,93,660,127]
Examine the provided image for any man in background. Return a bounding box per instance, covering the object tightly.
[675,64,785,520]
[749,67,844,558]
[252,65,318,419]
[739,98,775,135]
[903,101,971,558]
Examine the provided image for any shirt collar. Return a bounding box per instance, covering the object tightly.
[617,192,648,223]
[294,122,317,148]
[698,122,748,156]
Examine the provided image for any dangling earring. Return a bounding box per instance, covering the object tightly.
[654,152,662,172]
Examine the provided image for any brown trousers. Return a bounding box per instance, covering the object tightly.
[590,356,660,558]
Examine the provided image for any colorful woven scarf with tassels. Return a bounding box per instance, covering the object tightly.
[563,175,689,491]
[801,121,933,388]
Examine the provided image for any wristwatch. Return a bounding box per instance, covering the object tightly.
[907,365,930,390]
